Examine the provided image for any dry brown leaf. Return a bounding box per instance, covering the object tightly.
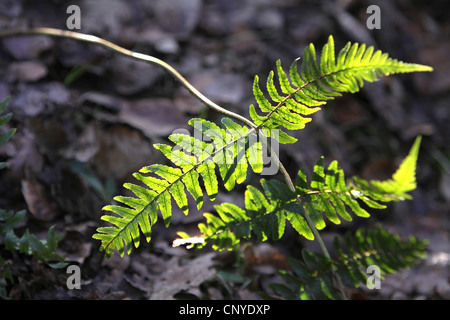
[21,179,58,221]
[149,252,217,299]
[118,98,189,138]
[243,243,290,272]
[110,55,163,95]
[2,35,53,60]
[91,125,156,181]
[148,0,202,38]
[8,61,48,82]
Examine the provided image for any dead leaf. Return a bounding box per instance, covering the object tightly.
[0,0,22,17]
[2,35,53,60]
[26,116,68,154]
[11,82,71,117]
[2,129,43,180]
[102,250,130,271]
[11,85,47,117]
[91,125,157,181]
[243,243,290,273]
[78,91,122,114]
[180,71,249,111]
[118,98,189,138]
[110,55,163,95]
[81,0,132,40]
[21,179,58,221]
[149,253,217,299]
[64,124,99,163]
[148,0,202,38]
[8,61,48,82]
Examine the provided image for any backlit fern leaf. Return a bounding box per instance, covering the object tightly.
[176,137,421,250]
[249,35,432,143]
[266,227,428,300]
[93,118,264,257]
[178,179,297,251]
[94,35,431,258]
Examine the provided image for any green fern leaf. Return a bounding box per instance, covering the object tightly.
[250,35,433,141]
[269,226,427,300]
[93,117,265,257]
[0,97,16,170]
[176,137,421,249]
[364,136,422,199]
[182,179,295,251]
[1,210,65,264]
[94,34,431,257]
[296,137,421,230]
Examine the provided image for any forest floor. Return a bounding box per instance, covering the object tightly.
[0,0,448,300]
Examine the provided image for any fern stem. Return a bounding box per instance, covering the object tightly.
[256,127,348,299]
[257,130,295,190]
[0,28,256,129]
[261,137,349,299]
[298,201,348,299]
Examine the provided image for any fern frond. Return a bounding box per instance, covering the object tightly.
[354,136,421,201]
[93,117,265,257]
[183,179,297,251]
[0,97,16,170]
[176,137,421,250]
[249,35,433,143]
[0,209,65,264]
[93,34,431,258]
[294,136,421,231]
[267,227,427,300]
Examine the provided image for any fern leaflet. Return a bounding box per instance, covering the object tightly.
[175,137,422,250]
[0,97,16,170]
[264,227,428,300]
[93,118,264,257]
[250,35,432,143]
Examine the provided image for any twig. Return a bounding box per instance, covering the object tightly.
[0,27,256,129]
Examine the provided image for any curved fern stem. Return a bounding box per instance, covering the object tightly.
[0,28,256,129]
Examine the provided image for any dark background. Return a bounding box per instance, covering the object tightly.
[0,0,448,299]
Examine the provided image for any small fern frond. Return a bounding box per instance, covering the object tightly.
[175,137,421,250]
[93,117,265,257]
[249,35,433,143]
[294,136,421,231]
[354,136,421,201]
[266,227,427,300]
[0,97,16,170]
[182,179,297,251]
[0,210,65,265]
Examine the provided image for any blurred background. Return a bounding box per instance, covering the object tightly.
[0,0,448,299]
